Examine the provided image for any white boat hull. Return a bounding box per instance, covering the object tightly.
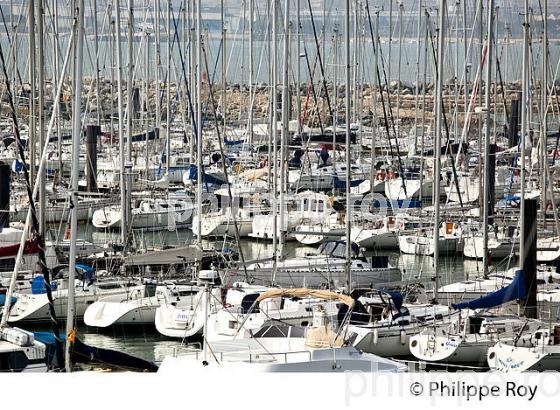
[487,343,560,372]
[463,236,518,259]
[84,295,158,327]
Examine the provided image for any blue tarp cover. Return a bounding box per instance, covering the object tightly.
[31,276,58,295]
[379,289,403,311]
[0,294,16,306]
[452,270,527,310]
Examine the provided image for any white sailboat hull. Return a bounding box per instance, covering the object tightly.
[462,236,518,259]
[384,178,433,201]
[487,343,560,372]
[84,295,158,327]
[351,229,398,250]
[398,235,459,256]
[8,284,145,324]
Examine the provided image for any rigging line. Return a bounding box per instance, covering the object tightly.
[0,5,23,87]
[293,28,328,191]
[364,1,407,198]
[201,38,249,282]
[300,33,324,134]
[0,11,74,370]
[170,7,213,194]
[535,1,560,136]
[305,0,335,123]
[426,10,464,211]
[495,32,509,122]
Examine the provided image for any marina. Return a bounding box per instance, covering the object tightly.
[1,0,560,389]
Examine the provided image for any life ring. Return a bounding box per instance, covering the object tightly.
[376,171,386,181]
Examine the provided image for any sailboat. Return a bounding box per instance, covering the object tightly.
[158,288,407,372]
[349,214,408,250]
[409,269,542,366]
[92,197,194,230]
[84,283,201,328]
[191,206,254,237]
[487,325,560,371]
[347,289,452,358]
[155,272,221,338]
[8,274,145,324]
[410,310,541,366]
[241,240,401,288]
[398,220,463,256]
[250,191,339,241]
[206,286,342,342]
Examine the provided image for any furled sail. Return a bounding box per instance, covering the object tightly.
[452,270,527,310]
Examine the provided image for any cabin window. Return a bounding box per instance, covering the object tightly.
[173,290,198,297]
[97,283,123,290]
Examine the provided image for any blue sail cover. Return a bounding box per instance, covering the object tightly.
[224,137,245,146]
[31,276,58,294]
[379,289,403,311]
[332,175,365,189]
[370,198,422,209]
[452,270,527,310]
[0,294,16,307]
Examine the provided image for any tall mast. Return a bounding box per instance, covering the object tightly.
[10,0,16,107]
[432,0,446,302]
[413,0,422,154]
[53,0,62,179]
[115,0,127,243]
[296,0,301,137]
[36,0,45,235]
[388,0,392,88]
[126,0,134,239]
[191,0,197,161]
[196,0,203,243]
[352,0,358,125]
[155,0,162,137]
[332,26,338,171]
[541,0,560,238]
[145,1,150,178]
[453,0,459,144]
[166,0,171,174]
[344,0,351,291]
[248,0,254,144]
[271,0,278,282]
[93,0,101,125]
[182,0,188,161]
[482,0,494,278]
[127,1,133,158]
[279,0,290,266]
[109,3,115,148]
[221,0,226,140]
[28,0,36,188]
[396,1,403,129]
[65,0,85,372]
[519,0,529,271]
[477,0,483,208]
[462,0,468,120]
[419,9,428,203]
[369,9,379,186]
